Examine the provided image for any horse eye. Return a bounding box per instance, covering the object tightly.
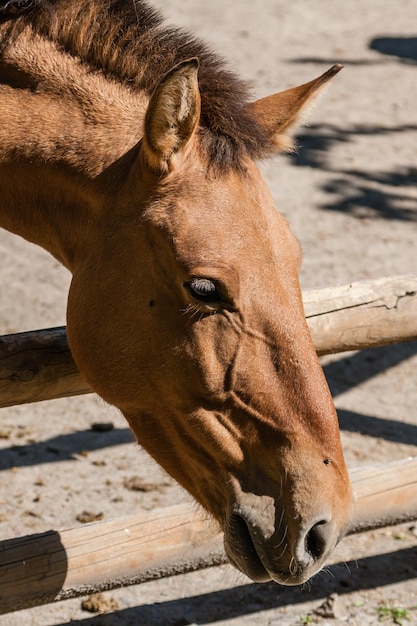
[186,278,220,303]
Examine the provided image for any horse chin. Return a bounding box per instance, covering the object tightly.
[224,533,322,586]
[224,534,271,583]
[222,513,273,582]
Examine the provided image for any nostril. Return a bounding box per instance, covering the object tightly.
[305,520,329,561]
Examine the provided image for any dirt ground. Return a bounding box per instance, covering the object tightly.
[1,0,417,624]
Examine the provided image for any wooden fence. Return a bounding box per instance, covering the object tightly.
[1,274,417,613]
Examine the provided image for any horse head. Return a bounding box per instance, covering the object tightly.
[66,60,353,584]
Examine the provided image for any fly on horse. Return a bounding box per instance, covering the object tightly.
[0,0,353,585]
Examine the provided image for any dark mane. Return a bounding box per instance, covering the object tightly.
[1,0,274,171]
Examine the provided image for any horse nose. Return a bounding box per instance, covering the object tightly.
[295,518,335,568]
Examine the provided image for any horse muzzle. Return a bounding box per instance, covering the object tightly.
[223,493,347,585]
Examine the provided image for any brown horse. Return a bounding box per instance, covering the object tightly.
[0,0,352,585]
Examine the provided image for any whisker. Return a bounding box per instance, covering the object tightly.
[273,522,288,550]
[289,556,297,576]
[322,566,335,579]
[279,473,283,500]
[274,540,289,563]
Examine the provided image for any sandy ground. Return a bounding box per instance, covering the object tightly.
[1,0,417,624]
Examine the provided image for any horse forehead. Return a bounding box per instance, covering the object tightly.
[153,162,293,260]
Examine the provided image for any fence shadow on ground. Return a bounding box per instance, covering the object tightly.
[52,546,417,626]
[323,340,417,397]
[324,340,417,446]
[0,427,134,470]
[337,408,417,447]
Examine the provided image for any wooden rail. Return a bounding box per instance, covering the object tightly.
[303,273,417,355]
[1,274,416,408]
[1,456,417,613]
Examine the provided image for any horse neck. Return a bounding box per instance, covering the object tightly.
[0,26,147,270]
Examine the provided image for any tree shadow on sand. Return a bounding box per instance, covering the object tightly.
[370,36,417,64]
[322,169,417,221]
[292,33,417,67]
[288,123,417,222]
[288,34,417,221]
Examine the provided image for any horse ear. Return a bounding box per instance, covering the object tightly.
[142,58,201,174]
[248,65,343,153]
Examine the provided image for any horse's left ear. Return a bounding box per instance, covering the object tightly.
[247,65,343,153]
[142,58,201,174]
